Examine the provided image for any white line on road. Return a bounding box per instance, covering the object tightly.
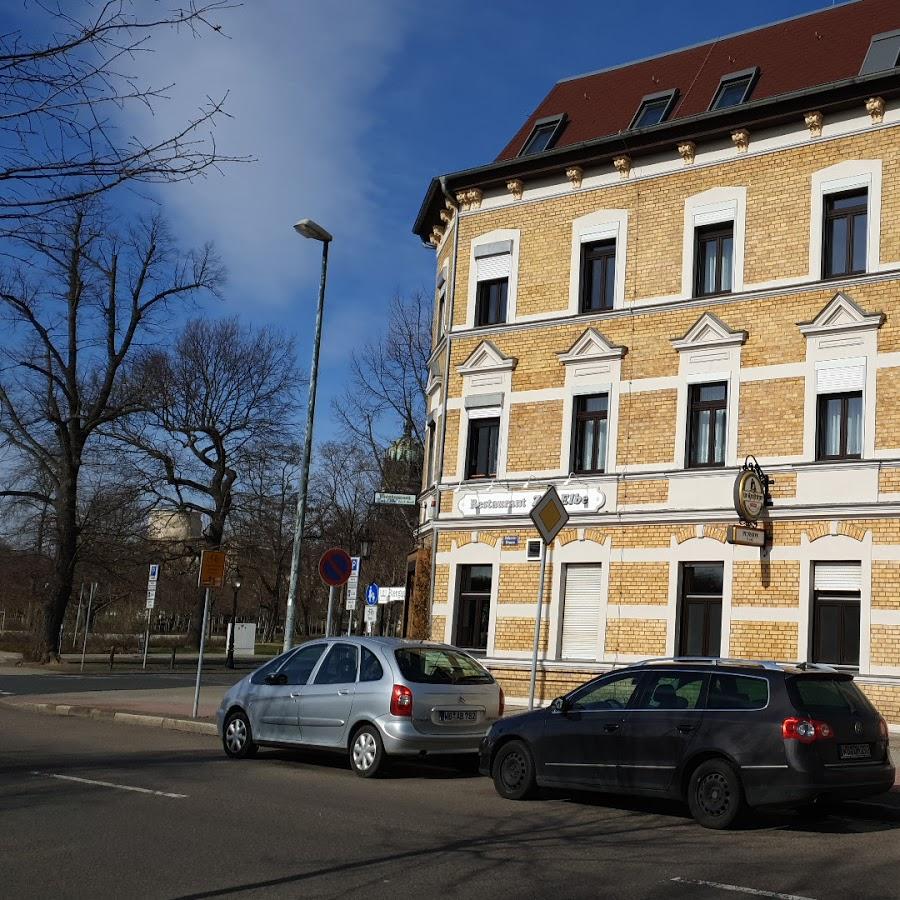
[0,690,13,695]
[670,878,815,900]
[30,770,187,799]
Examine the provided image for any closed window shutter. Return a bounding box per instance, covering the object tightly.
[475,253,511,281]
[816,358,865,393]
[814,562,862,592]
[560,565,602,660]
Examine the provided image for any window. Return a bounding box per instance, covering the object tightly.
[816,392,862,460]
[823,190,867,278]
[637,672,705,710]
[812,595,860,667]
[455,565,492,650]
[678,563,723,657]
[526,539,542,561]
[394,647,493,684]
[313,643,359,685]
[710,71,756,110]
[466,416,499,480]
[560,565,602,660]
[280,643,328,685]
[426,420,436,486]
[436,285,446,338]
[570,673,640,712]
[579,239,616,312]
[687,382,727,468]
[631,91,676,129]
[571,394,608,474]
[475,278,507,327]
[707,674,769,710]
[359,647,384,682]
[519,115,565,156]
[788,676,870,712]
[694,223,733,296]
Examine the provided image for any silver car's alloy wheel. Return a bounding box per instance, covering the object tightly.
[225,717,247,753]
[352,731,377,771]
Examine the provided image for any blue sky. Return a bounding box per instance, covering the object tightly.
[19,0,834,441]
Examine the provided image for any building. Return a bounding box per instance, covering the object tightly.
[411,0,900,722]
[147,509,202,543]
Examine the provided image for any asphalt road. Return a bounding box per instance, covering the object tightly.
[2,707,900,900]
[0,670,247,696]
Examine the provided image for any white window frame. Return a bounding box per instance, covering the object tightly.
[681,187,747,299]
[466,229,520,329]
[809,160,882,280]
[435,264,449,340]
[568,209,628,315]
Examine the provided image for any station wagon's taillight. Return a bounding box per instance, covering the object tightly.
[390,684,413,717]
[782,717,834,744]
[879,717,889,743]
[498,685,504,717]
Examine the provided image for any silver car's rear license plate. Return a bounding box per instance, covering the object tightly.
[839,742,871,759]
[438,710,477,723]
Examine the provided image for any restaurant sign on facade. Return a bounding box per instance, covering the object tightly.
[456,487,607,517]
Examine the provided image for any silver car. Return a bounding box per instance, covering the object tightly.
[216,637,503,776]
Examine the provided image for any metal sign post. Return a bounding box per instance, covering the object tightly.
[72,583,84,649]
[79,582,96,673]
[193,551,226,719]
[325,585,337,638]
[527,487,570,710]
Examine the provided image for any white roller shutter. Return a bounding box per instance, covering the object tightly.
[560,565,602,660]
[475,252,511,282]
[816,358,866,394]
[814,562,862,592]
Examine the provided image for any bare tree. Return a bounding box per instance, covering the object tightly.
[0,0,244,230]
[0,203,222,660]
[334,292,430,479]
[119,316,302,646]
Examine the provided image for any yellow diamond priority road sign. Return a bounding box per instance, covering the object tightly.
[529,485,569,545]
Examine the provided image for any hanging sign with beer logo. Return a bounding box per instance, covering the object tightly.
[733,457,770,524]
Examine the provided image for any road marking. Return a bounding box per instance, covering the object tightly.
[670,878,815,900]
[31,771,187,799]
[0,690,13,695]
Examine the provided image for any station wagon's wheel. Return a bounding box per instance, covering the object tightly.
[223,710,257,759]
[350,725,387,778]
[687,759,746,829]
[492,740,536,800]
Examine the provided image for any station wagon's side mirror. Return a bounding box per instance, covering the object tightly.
[551,696,569,714]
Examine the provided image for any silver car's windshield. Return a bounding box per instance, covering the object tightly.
[394,647,493,685]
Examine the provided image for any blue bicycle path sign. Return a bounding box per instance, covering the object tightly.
[366,583,379,606]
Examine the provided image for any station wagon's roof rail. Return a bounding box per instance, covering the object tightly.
[634,656,785,671]
[793,661,839,673]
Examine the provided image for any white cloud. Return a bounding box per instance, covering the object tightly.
[122,0,415,314]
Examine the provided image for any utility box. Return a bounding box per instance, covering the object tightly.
[227,622,257,657]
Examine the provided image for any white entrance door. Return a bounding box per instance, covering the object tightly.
[560,564,602,660]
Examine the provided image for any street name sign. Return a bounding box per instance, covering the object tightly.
[319,547,352,587]
[198,551,227,589]
[374,491,417,506]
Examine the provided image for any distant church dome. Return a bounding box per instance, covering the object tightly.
[387,422,423,464]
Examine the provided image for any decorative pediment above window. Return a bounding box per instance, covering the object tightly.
[798,292,884,337]
[671,312,747,352]
[457,340,517,375]
[558,328,626,364]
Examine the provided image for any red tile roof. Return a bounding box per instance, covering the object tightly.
[497,0,900,161]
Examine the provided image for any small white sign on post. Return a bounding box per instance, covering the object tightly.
[364,605,378,624]
[346,597,357,611]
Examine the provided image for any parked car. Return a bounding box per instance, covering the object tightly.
[217,636,503,776]
[480,658,894,829]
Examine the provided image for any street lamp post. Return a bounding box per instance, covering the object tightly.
[283,218,333,653]
[226,570,242,670]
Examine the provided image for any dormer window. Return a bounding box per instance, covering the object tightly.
[709,69,757,110]
[518,115,566,157]
[630,90,677,129]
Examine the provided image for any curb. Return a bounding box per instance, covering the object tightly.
[0,699,218,736]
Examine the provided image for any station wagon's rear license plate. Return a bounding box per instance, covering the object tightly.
[438,710,477,723]
[839,742,872,760]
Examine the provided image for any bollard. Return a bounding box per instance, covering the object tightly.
[170,646,176,670]
[109,646,116,670]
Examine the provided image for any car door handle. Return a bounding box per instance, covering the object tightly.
[337,689,351,696]
[603,723,620,733]
[677,724,697,734]
[290,692,302,698]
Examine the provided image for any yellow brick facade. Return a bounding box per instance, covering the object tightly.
[422,110,900,720]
